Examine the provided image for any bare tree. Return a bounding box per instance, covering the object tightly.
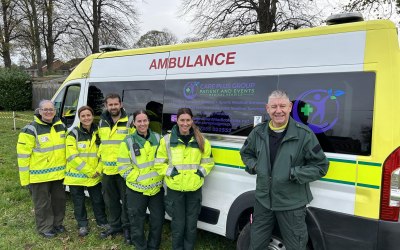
[343,0,400,20]
[180,0,323,39]
[65,0,139,54]
[41,0,69,72]
[135,29,178,48]
[16,0,44,76]
[0,0,23,67]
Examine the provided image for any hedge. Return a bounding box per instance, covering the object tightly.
[0,68,32,111]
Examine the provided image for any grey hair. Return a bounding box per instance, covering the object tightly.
[268,90,290,103]
[38,100,55,109]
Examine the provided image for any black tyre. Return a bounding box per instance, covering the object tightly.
[236,222,251,250]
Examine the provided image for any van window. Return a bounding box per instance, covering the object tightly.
[281,72,375,156]
[88,81,164,133]
[163,72,375,156]
[53,84,81,128]
[163,76,277,135]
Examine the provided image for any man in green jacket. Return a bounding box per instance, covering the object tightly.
[240,90,329,250]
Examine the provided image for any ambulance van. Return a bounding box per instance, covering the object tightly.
[53,14,400,250]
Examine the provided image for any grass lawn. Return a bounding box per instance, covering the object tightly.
[0,111,236,249]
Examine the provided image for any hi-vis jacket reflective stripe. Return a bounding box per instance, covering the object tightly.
[16,115,66,186]
[98,109,130,175]
[154,125,214,192]
[117,129,162,196]
[64,124,102,187]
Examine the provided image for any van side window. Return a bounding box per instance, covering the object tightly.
[281,72,375,156]
[88,81,164,133]
[163,76,277,135]
[53,84,81,128]
[163,72,375,156]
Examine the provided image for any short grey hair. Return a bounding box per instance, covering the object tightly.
[38,100,55,109]
[268,90,290,103]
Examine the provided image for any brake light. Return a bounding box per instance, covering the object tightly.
[380,147,400,221]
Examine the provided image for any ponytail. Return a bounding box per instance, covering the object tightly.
[192,123,205,153]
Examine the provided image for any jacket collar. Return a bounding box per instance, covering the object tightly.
[78,123,98,134]
[133,129,158,146]
[34,114,60,125]
[256,117,299,141]
[170,125,198,148]
[100,108,127,124]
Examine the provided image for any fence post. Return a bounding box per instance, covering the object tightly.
[13,111,16,131]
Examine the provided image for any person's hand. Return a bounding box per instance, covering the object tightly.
[195,169,204,178]
[170,167,180,178]
[92,172,100,178]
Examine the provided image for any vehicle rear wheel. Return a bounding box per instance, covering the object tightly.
[236,222,312,250]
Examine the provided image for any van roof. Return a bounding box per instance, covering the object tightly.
[64,19,396,83]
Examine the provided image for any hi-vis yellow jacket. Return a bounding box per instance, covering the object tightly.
[98,109,130,175]
[17,115,66,186]
[64,124,102,187]
[154,125,214,192]
[117,129,162,196]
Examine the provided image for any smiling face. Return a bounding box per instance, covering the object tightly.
[133,113,149,136]
[39,101,56,123]
[177,113,193,135]
[79,109,94,129]
[266,97,292,128]
[105,97,122,117]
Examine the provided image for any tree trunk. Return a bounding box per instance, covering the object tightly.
[258,0,277,33]
[45,0,54,72]
[92,0,99,53]
[30,0,43,77]
[1,0,12,67]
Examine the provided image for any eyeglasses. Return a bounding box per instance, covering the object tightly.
[40,108,55,113]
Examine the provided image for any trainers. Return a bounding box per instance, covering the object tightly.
[40,230,56,238]
[100,228,122,238]
[97,223,110,230]
[78,227,88,237]
[54,225,66,233]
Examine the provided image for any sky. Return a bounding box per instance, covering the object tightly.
[137,0,192,41]
[137,0,400,42]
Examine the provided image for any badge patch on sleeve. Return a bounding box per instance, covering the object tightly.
[312,144,322,154]
[40,136,49,143]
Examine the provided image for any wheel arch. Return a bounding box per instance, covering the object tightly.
[226,190,255,240]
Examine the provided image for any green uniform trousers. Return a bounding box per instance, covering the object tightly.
[165,187,202,250]
[30,180,66,233]
[102,174,129,230]
[69,183,108,227]
[250,199,308,250]
[126,187,165,250]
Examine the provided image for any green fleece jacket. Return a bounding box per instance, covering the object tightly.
[240,117,329,211]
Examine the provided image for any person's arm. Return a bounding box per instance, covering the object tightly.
[154,137,169,176]
[197,139,214,177]
[240,130,258,175]
[290,132,329,184]
[117,140,139,182]
[16,127,35,186]
[66,131,96,177]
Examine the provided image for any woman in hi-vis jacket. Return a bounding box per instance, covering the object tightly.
[155,108,214,250]
[117,110,164,250]
[64,106,108,237]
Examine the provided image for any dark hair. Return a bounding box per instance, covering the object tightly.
[104,93,121,104]
[133,110,149,122]
[177,108,205,152]
[78,106,94,117]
